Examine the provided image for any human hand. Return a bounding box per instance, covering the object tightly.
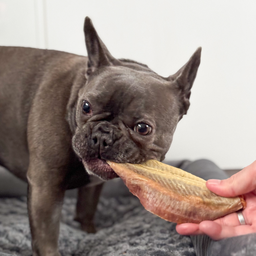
[176,161,256,240]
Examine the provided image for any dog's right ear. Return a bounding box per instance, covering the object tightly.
[168,48,201,116]
[84,17,119,76]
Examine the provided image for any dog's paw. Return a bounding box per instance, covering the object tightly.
[74,217,97,233]
[80,222,97,233]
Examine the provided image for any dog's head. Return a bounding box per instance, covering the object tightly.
[72,17,201,180]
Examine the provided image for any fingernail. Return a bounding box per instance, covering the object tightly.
[207,179,221,186]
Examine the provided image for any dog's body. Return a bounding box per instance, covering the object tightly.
[0,47,91,186]
[0,17,201,255]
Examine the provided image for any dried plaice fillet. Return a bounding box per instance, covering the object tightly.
[108,160,246,224]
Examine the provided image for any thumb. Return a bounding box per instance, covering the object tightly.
[206,161,256,197]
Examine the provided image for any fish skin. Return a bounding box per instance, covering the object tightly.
[108,160,246,224]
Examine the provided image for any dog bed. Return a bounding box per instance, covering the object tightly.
[0,196,195,256]
[1,160,256,256]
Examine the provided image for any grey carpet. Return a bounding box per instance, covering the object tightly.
[0,196,195,256]
[2,159,255,256]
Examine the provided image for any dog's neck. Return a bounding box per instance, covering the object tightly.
[65,65,88,135]
[67,105,77,135]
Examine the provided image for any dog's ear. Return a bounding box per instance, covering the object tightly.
[168,47,201,115]
[84,17,119,75]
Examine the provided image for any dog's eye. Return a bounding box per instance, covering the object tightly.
[134,123,152,136]
[82,100,92,115]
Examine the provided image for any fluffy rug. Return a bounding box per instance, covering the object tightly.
[0,196,195,256]
[2,159,256,256]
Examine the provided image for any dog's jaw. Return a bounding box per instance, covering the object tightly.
[82,159,118,180]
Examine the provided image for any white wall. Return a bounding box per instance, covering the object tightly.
[0,0,255,169]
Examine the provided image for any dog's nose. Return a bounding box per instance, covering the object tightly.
[91,123,113,150]
[92,134,111,148]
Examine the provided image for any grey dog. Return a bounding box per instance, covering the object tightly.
[0,17,201,256]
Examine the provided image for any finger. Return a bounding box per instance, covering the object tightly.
[176,223,203,236]
[214,212,246,227]
[199,221,222,239]
[199,221,256,240]
[206,161,256,197]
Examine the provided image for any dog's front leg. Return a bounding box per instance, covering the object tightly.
[27,164,65,256]
[75,182,103,233]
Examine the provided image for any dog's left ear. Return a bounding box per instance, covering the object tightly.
[84,17,120,76]
[168,47,201,115]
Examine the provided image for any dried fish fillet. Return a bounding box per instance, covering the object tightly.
[108,160,246,224]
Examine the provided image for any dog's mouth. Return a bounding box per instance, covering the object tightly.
[82,158,119,180]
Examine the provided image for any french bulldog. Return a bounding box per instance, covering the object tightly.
[0,17,201,256]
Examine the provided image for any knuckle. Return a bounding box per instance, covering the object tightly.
[223,174,238,196]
